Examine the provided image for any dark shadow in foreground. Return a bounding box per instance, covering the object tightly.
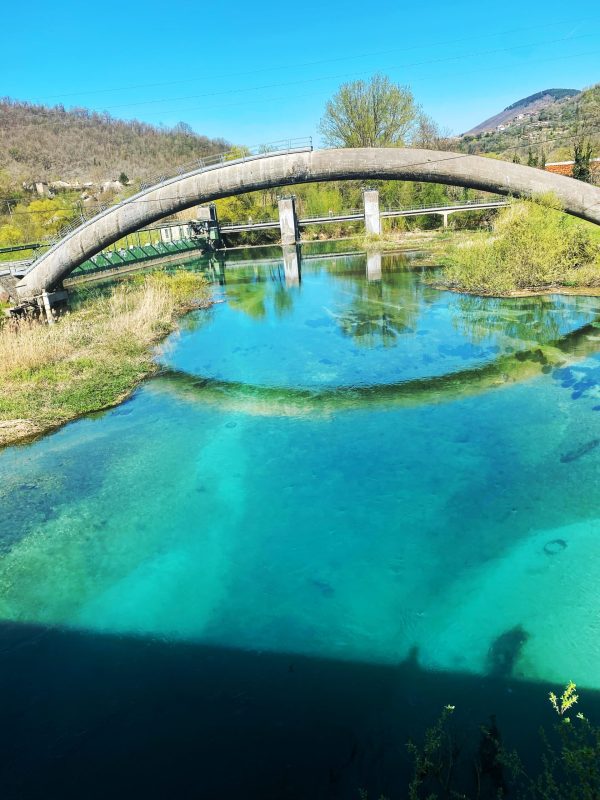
[0,621,596,799]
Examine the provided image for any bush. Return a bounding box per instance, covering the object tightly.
[440,195,600,294]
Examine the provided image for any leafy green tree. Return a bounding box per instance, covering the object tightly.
[319,74,419,148]
[572,138,594,182]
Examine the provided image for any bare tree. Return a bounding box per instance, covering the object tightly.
[411,113,453,150]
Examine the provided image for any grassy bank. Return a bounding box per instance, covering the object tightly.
[0,271,211,448]
[438,196,600,295]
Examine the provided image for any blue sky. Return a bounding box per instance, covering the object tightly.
[2,0,599,146]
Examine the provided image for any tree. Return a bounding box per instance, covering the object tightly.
[572,137,594,182]
[173,121,193,136]
[412,113,452,150]
[319,74,419,148]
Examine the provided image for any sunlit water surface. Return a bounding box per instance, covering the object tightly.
[2,249,600,689]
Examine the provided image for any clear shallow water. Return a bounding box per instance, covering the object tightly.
[2,249,600,692]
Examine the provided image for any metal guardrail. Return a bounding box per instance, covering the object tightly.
[139,137,313,191]
[381,199,508,212]
[28,137,313,267]
[222,199,509,228]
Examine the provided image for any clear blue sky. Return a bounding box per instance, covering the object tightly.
[2,0,599,146]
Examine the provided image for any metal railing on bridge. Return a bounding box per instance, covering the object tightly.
[221,198,509,228]
[139,137,313,191]
[27,137,313,268]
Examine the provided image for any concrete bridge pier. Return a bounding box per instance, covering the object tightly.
[440,211,456,228]
[207,204,222,247]
[278,196,299,246]
[366,251,382,281]
[282,244,301,286]
[363,189,381,236]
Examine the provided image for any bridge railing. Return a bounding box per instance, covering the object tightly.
[220,200,509,228]
[28,137,313,266]
[139,137,313,191]
[381,198,508,212]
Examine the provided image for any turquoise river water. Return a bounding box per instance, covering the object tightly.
[2,244,600,797]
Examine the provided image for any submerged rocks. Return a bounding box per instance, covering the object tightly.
[560,438,600,463]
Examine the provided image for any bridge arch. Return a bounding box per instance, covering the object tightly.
[16,147,600,301]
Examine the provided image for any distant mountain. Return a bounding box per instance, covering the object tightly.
[464,88,580,136]
[457,84,599,162]
[0,99,230,184]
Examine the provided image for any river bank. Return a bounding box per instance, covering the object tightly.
[437,198,600,296]
[0,271,211,448]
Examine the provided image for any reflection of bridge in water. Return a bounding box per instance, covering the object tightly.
[152,318,600,417]
[59,244,393,289]
[198,246,390,287]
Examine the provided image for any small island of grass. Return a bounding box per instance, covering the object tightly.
[0,270,211,448]
[437,195,600,296]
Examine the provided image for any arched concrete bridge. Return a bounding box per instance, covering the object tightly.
[15,147,600,302]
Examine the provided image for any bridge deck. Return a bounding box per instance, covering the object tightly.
[15,146,600,301]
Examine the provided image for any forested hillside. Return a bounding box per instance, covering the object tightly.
[0,99,230,183]
[464,88,580,135]
[458,83,600,161]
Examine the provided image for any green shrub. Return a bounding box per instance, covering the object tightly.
[440,196,600,294]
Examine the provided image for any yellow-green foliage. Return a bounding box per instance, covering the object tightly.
[0,195,81,253]
[441,196,600,294]
[549,681,579,719]
[0,270,210,447]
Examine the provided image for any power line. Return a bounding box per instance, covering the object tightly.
[34,19,591,101]
[160,49,599,122]
[1,38,596,134]
[4,138,599,221]
[93,33,598,113]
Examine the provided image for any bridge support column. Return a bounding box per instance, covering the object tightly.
[441,212,450,228]
[41,291,55,325]
[282,245,301,286]
[208,204,222,247]
[278,196,299,246]
[363,189,381,236]
[366,251,382,282]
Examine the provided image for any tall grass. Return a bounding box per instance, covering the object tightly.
[440,195,600,295]
[0,271,210,446]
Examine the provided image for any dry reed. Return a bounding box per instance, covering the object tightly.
[0,271,210,446]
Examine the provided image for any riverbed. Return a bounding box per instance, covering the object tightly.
[2,244,600,796]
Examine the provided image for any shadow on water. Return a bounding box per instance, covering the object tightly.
[1,621,597,800]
